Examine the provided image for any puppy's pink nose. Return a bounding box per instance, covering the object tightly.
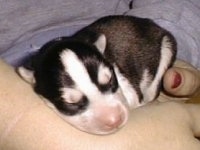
[97,107,125,129]
[104,113,123,128]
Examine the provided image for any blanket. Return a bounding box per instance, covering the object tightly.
[0,0,199,68]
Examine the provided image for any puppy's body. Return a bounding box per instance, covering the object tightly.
[18,15,177,134]
[73,16,177,106]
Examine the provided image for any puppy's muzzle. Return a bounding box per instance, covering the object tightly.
[94,104,128,131]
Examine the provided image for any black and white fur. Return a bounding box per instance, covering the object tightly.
[18,15,177,135]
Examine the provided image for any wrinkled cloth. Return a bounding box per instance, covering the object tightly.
[0,0,199,68]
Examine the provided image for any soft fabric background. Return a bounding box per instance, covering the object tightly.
[0,0,199,68]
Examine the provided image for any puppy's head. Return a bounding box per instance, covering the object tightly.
[18,35,129,135]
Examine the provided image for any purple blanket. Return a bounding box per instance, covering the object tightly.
[0,0,199,68]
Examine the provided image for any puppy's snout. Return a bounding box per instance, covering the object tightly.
[96,105,127,130]
[103,112,123,128]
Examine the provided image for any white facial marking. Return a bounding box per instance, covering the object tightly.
[60,50,99,96]
[114,65,141,109]
[98,64,112,85]
[17,66,35,84]
[57,95,129,135]
[94,34,106,54]
[144,35,173,102]
[47,84,129,135]
[60,87,83,103]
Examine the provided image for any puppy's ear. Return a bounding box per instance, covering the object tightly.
[94,34,106,54]
[17,66,35,84]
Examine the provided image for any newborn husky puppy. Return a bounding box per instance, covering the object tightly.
[18,15,177,135]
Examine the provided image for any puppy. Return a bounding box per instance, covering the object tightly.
[17,15,177,135]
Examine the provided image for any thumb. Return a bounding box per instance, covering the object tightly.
[163,67,200,97]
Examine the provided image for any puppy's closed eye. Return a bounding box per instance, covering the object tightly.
[98,64,112,85]
[61,88,83,104]
[97,65,118,93]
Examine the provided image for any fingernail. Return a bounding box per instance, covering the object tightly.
[171,71,182,89]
